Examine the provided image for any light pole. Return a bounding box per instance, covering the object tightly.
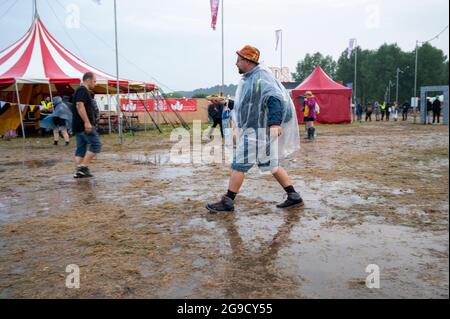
[388,80,395,102]
[414,40,419,99]
[354,40,358,105]
[388,81,391,102]
[396,66,409,104]
[113,0,123,143]
[413,40,422,124]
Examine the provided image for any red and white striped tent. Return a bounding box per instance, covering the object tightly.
[0,13,157,138]
[0,16,155,92]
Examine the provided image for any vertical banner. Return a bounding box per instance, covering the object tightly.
[275,30,282,51]
[348,38,357,58]
[210,0,220,30]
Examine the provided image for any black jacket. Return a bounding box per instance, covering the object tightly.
[208,103,224,120]
[432,100,442,112]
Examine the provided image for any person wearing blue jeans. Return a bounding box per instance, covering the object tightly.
[71,72,102,178]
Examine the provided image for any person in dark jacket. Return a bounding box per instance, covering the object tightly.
[365,102,374,122]
[207,97,225,139]
[385,101,392,121]
[356,102,363,123]
[402,100,410,121]
[432,97,442,124]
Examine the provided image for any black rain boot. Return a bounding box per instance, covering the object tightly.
[277,192,305,209]
[304,127,310,139]
[308,128,313,140]
[311,127,316,140]
[206,196,235,214]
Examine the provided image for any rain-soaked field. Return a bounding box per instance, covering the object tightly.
[0,121,448,299]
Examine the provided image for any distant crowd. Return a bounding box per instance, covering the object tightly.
[352,97,444,124]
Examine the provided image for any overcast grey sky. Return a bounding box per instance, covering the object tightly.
[0,0,449,92]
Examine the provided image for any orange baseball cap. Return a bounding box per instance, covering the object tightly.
[236,45,260,64]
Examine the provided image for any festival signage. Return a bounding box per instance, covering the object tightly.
[120,99,198,113]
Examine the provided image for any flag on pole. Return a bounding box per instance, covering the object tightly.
[348,38,357,58]
[275,30,282,51]
[210,0,220,30]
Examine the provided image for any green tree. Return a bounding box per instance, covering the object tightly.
[292,52,337,82]
[336,47,375,103]
[192,93,208,98]
[416,42,449,90]
[334,43,448,104]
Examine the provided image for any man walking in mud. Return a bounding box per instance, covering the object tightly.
[72,72,102,178]
[206,45,302,213]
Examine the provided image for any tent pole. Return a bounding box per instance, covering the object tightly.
[48,82,53,102]
[127,83,131,133]
[15,82,26,140]
[106,84,112,134]
[144,84,148,132]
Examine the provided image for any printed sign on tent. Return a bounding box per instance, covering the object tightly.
[120,99,198,113]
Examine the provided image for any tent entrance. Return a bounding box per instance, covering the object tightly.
[420,86,449,125]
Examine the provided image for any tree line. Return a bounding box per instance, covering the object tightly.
[292,43,449,104]
[167,84,238,99]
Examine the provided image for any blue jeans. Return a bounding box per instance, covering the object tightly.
[231,156,273,173]
[231,135,279,173]
[75,129,102,158]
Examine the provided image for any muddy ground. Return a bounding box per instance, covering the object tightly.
[0,121,448,299]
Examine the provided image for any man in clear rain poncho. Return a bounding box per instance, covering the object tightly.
[206,45,303,213]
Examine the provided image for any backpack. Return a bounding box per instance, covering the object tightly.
[315,102,321,115]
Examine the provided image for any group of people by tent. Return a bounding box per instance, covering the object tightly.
[0,16,157,140]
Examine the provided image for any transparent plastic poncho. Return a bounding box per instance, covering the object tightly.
[229,64,300,169]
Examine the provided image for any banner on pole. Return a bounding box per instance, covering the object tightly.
[348,38,357,58]
[275,30,282,51]
[210,0,220,30]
